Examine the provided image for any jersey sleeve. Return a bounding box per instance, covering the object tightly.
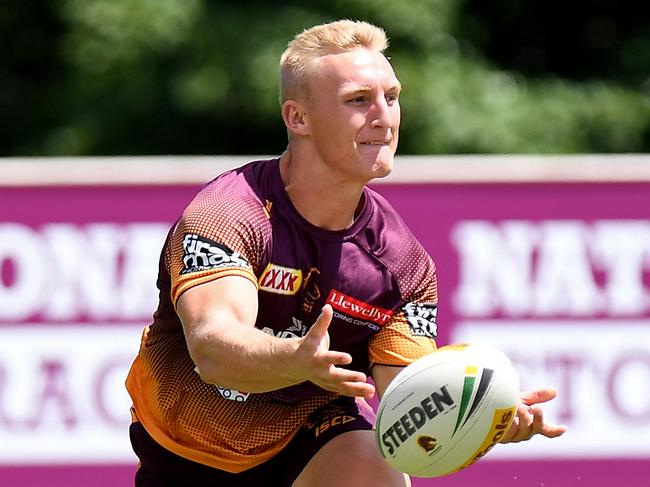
[167,174,270,305]
[368,250,438,366]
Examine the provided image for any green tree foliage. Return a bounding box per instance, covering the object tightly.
[1,0,648,155]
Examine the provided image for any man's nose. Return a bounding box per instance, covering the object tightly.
[370,96,395,128]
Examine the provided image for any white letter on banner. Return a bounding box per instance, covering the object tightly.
[591,221,650,315]
[120,223,168,319]
[42,224,87,320]
[43,223,167,321]
[534,221,601,315]
[607,351,650,422]
[82,224,123,318]
[0,224,46,320]
[42,223,122,320]
[452,220,536,316]
[26,360,77,430]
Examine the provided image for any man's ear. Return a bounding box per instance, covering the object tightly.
[282,100,310,136]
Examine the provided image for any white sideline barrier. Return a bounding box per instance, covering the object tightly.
[1,154,650,185]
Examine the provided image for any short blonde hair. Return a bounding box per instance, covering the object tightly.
[279,19,389,103]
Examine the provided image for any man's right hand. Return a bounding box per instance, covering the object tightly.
[179,277,375,396]
[294,304,376,399]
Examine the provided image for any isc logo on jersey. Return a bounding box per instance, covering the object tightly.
[259,263,303,295]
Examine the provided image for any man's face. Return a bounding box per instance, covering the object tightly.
[302,48,401,182]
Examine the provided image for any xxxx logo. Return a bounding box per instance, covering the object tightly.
[452,366,495,436]
[259,263,303,295]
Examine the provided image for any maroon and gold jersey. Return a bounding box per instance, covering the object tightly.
[126,158,438,473]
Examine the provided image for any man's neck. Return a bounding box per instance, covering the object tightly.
[279,149,366,231]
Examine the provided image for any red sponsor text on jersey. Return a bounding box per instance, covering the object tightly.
[327,289,393,325]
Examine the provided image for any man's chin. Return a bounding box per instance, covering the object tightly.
[373,167,393,181]
[372,157,394,179]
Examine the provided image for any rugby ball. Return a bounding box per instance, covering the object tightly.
[375,343,520,478]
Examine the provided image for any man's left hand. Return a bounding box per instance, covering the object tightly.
[500,387,568,443]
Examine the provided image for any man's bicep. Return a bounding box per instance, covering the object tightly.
[368,313,437,367]
[176,275,259,337]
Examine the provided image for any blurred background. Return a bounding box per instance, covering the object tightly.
[2,0,649,156]
[1,1,649,486]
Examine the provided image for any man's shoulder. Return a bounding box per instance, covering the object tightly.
[203,157,278,197]
[168,159,279,259]
[166,159,279,274]
[362,186,435,281]
[187,158,279,217]
[364,186,414,238]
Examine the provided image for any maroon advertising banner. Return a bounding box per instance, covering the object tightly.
[1,157,649,486]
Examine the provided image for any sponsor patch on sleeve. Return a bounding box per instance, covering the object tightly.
[180,233,250,275]
[402,302,438,339]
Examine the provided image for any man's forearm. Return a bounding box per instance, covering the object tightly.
[189,323,304,392]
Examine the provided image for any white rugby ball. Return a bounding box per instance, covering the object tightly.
[375,343,520,478]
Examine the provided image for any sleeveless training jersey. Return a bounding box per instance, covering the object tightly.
[125,158,439,473]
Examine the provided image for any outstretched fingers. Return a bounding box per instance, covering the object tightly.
[520,387,558,406]
[322,366,375,399]
[322,349,353,366]
[298,305,375,399]
[501,388,568,443]
[311,352,375,399]
[307,304,334,342]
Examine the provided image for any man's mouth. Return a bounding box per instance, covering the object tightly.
[360,139,391,146]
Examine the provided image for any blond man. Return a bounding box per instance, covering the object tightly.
[126,19,565,487]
